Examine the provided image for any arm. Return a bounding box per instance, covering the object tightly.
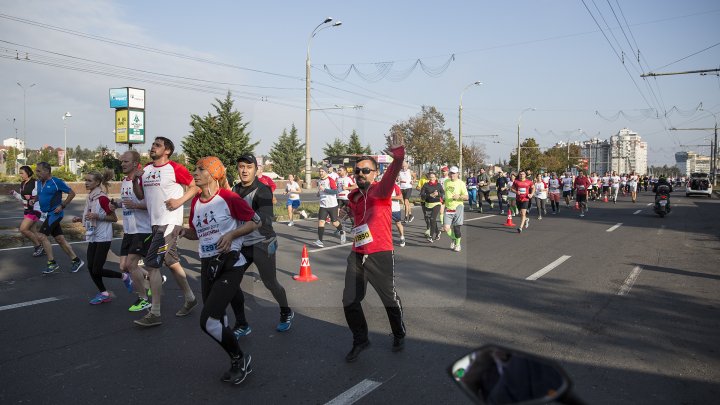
[377,146,405,197]
[132,170,145,200]
[54,188,76,214]
[166,180,199,211]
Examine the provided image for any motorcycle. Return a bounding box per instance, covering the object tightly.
[449,344,586,404]
[654,185,671,218]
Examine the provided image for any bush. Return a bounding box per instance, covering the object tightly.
[52,166,78,182]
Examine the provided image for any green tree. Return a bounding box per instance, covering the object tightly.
[439,131,459,167]
[5,147,17,174]
[462,143,488,172]
[541,144,582,173]
[509,138,542,173]
[387,106,448,167]
[181,91,258,176]
[269,124,305,178]
[37,147,59,167]
[346,130,372,155]
[323,138,348,158]
[52,166,77,182]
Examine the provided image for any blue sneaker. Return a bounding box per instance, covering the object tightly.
[70,258,85,273]
[276,310,294,332]
[123,273,133,293]
[89,292,112,305]
[233,325,252,339]
[43,261,60,274]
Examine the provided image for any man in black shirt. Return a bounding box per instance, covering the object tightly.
[495,172,509,215]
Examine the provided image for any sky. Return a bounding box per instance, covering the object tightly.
[2,0,719,166]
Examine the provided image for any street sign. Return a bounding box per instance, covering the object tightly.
[110,88,129,108]
[115,109,129,143]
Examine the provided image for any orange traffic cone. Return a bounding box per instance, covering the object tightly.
[293,245,318,282]
[574,201,579,210]
[503,211,516,227]
[603,195,608,203]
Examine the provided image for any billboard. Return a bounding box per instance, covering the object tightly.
[115,109,129,143]
[128,88,145,109]
[110,88,129,108]
[128,109,145,143]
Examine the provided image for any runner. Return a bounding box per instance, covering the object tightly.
[610,171,621,204]
[442,166,469,252]
[391,183,406,247]
[112,150,153,312]
[438,166,450,224]
[476,167,493,213]
[548,172,561,214]
[601,171,611,201]
[284,174,306,226]
[256,164,277,205]
[132,137,199,327]
[416,171,431,237]
[495,171,508,215]
[589,172,599,201]
[512,171,534,233]
[183,157,258,385]
[620,174,628,196]
[561,172,574,208]
[628,171,639,203]
[574,171,592,217]
[312,167,346,247]
[336,166,357,225]
[420,171,443,242]
[507,173,518,217]
[342,134,406,362]
[466,170,478,212]
[34,162,84,274]
[533,174,547,220]
[231,154,294,335]
[10,165,43,257]
[73,169,129,304]
[397,161,415,223]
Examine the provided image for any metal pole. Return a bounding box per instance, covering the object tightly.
[64,122,67,168]
[458,81,481,176]
[516,108,534,173]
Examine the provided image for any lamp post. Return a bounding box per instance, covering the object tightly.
[516,107,535,172]
[62,112,72,168]
[17,82,36,169]
[305,17,342,189]
[458,81,482,175]
[700,109,718,186]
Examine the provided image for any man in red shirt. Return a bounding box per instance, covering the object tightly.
[574,171,592,217]
[342,133,406,362]
[511,171,535,233]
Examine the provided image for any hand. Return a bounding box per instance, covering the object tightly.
[389,131,405,150]
[216,233,233,253]
[133,168,145,178]
[165,198,182,211]
[85,212,99,221]
[53,206,63,214]
[72,216,81,223]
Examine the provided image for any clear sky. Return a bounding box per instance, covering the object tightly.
[2,0,719,166]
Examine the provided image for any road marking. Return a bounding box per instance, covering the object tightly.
[633,210,642,215]
[646,203,653,206]
[325,379,382,405]
[606,223,623,232]
[309,243,353,253]
[617,266,642,296]
[526,255,572,280]
[0,237,123,252]
[657,225,665,235]
[465,215,495,222]
[0,296,63,312]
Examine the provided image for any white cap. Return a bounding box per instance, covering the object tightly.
[449,166,459,173]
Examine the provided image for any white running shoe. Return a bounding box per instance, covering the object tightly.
[288,221,294,227]
[450,241,456,250]
[453,244,461,252]
[313,240,324,247]
[339,232,347,244]
[300,210,308,219]
[524,218,530,229]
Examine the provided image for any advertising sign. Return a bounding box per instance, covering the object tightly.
[128,88,145,109]
[109,88,129,108]
[128,109,145,143]
[115,109,129,143]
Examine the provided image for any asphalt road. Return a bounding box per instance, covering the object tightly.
[0,190,718,404]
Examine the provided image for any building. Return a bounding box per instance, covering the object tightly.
[2,137,25,151]
[609,128,647,175]
[675,151,711,175]
[580,138,613,174]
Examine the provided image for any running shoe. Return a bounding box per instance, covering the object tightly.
[43,261,60,274]
[134,312,162,327]
[580,213,585,217]
[450,241,456,250]
[70,258,85,273]
[313,240,324,248]
[500,210,505,215]
[392,336,405,352]
[128,298,151,312]
[300,210,308,219]
[524,218,530,229]
[434,233,441,241]
[233,324,252,338]
[339,231,347,244]
[346,341,370,363]
[223,354,252,385]
[287,221,294,227]
[123,273,133,293]
[407,214,414,223]
[399,238,406,247]
[490,203,495,209]
[517,227,523,233]
[176,298,198,317]
[537,216,542,220]
[89,292,112,305]
[32,245,45,257]
[427,236,433,243]
[424,229,431,237]
[453,244,461,252]
[276,310,295,332]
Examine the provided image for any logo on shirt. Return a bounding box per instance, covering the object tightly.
[145,169,162,187]
[196,211,218,227]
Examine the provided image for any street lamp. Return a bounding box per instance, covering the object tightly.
[516,107,535,172]
[699,109,718,186]
[305,17,342,189]
[62,112,72,168]
[17,82,36,170]
[458,81,482,175]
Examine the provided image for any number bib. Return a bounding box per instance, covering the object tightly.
[352,223,374,247]
[200,234,219,256]
[577,185,586,190]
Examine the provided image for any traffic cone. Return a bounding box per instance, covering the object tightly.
[603,195,608,203]
[293,245,318,282]
[503,211,516,227]
[574,201,579,210]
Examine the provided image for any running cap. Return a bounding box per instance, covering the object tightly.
[441,166,449,172]
[236,154,258,166]
[449,166,459,174]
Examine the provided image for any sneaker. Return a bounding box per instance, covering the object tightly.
[123,273,133,293]
[392,336,405,352]
[70,258,85,273]
[345,340,370,363]
[32,245,45,257]
[450,241,456,250]
[500,210,505,215]
[427,236,433,243]
[407,214,414,223]
[453,244,461,252]
[490,203,495,209]
[299,210,308,219]
[176,298,198,317]
[580,213,585,217]
[288,221,294,227]
[134,312,162,327]
[313,240,324,248]
[424,229,431,237]
[399,238,405,247]
[524,218,530,229]
[339,231,347,244]
[223,354,252,385]
[537,216,542,220]
[43,261,60,274]
[128,298,151,312]
[276,310,294,332]
[517,227,523,233]
[233,324,252,338]
[434,233,441,241]
[89,292,112,305]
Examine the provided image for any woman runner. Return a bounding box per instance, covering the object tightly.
[11,165,43,256]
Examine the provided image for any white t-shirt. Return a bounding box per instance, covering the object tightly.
[562,177,574,191]
[142,161,194,227]
[611,176,621,188]
[391,184,402,212]
[285,180,300,201]
[548,179,560,193]
[85,191,114,243]
[336,175,355,200]
[534,181,547,199]
[120,176,152,234]
[602,176,610,186]
[317,177,338,208]
[590,176,599,186]
[397,169,413,190]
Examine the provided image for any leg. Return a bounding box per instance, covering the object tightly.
[363,251,405,339]
[54,235,79,261]
[199,258,245,358]
[430,205,440,238]
[342,252,370,345]
[19,218,40,247]
[252,242,291,313]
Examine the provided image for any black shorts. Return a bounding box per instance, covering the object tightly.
[562,190,573,197]
[39,217,63,237]
[576,194,587,203]
[120,233,152,257]
[318,206,339,222]
[401,188,412,200]
[338,199,350,210]
[602,186,610,193]
[144,225,181,269]
[517,200,530,210]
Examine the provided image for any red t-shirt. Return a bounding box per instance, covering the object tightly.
[257,175,277,192]
[512,179,534,202]
[574,176,591,195]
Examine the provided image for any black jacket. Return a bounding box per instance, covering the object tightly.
[232,179,276,238]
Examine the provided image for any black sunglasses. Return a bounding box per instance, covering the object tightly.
[354,167,376,175]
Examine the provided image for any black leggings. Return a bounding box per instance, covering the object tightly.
[199,253,244,358]
[87,241,121,292]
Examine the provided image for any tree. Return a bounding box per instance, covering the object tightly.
[5,147,17,174]
[181,91,258,176]
[508,138,542,173]
[346,130,372,155]
[387,106,448,167]
[462,143,488,172]
[268,124,305,178]
[323,138,348,158]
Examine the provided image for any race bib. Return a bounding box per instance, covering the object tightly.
[352,223,374,247]
[123,209,133,217]
[577,185,586,190]
[518,187,527,194]
[200,241,218,254]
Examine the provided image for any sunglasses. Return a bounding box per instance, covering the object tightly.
[354,167,376,175]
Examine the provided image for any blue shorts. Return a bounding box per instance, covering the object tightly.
[286,199,300,209]
[392,211,402,223]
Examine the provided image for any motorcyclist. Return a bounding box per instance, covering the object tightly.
[653,175,673,212]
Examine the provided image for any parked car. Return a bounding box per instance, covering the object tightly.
[686,173,712,198]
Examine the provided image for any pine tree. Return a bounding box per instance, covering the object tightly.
[323,138,348,158]
[346,130,371,155]
[268,124,305,178]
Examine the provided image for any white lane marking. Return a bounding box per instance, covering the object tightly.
[0,237,123,252]
[657,225,665,235]
[633,210,642,215]
[646,203,653,206]
[309,243,353,253]
[0,296,63,312]
[606,223,623,232]
[526,255,572,281]
[325,379,382,405]
[617,266,643,296]
[465,215,494,222]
